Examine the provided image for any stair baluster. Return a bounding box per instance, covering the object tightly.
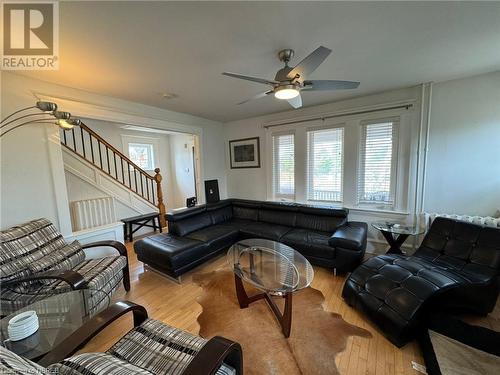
[60,122,166,228]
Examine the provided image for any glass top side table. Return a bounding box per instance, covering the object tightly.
[0,289,110,362]
[372,222,425,254]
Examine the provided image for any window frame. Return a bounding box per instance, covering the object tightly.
[271,131,296,200]
[121,134,160,172]
[128,142,155,171]
[306,124,345,204]
[356,117,400,208]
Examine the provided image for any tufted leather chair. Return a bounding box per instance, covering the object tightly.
[342,217,500,347]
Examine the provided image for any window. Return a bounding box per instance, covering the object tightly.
[272,133,295,198]
[357,119,398,207]
[128,143,155,170]
[307,127,344,202]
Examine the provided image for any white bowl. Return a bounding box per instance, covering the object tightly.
[8,311,37,326]
[8,311,39,341]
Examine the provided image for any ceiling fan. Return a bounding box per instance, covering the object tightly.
[222,46,360,109]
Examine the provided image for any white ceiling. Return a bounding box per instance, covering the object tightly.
[20,1,500,122]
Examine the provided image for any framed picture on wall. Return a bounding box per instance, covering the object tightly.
[229,137,261,169]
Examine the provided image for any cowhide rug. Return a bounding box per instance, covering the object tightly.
[193,270,371,375]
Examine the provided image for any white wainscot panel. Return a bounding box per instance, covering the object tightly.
[66,222,125,259]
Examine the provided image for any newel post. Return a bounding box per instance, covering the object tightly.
[154,168,167,228]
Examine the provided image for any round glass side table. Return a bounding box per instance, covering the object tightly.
[372,222,425,254]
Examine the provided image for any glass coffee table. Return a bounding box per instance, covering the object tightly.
[372,222,425,254]
[227,238,314,337]
[0,289,110,362]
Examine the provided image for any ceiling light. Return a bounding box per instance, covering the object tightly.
[274,85,300,100]
[160,93,178,100]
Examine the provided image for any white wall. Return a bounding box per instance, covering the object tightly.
[424,71,500,217]
[0,72,72,235]
[0,72,227,235]
[169,134,196,208]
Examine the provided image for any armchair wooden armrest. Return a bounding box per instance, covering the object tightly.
[184,336,243,375]
[81,240,130,291]
[3,270,87,290]
[38,300,148,367]
[81,240,127,257]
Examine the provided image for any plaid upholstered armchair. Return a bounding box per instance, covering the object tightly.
[0,301,242,374]
[0,218,130,316]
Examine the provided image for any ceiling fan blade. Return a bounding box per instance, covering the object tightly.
[222,72,278,86]
[287,94,302,109]
[287,46,332,80]
[303,80,360,90]
[238,90,273,105]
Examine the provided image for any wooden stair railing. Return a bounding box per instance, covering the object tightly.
[60,122,166,227]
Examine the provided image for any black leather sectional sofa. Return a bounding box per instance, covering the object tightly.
[342,217,500,347]
[134,199,367,279]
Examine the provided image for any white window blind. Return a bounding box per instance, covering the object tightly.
[357,119,398,206]
[272,133,295,198]
[306,127,344,202]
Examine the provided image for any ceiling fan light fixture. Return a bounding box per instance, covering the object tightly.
[274,85,300,100]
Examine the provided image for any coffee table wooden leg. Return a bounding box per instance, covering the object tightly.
[234,274,250,308]
[234,274,294,337]
[282,293,292,338]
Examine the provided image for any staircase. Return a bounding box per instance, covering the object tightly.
[60,122,166,227]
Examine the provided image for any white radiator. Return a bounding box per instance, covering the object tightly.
[71,197,117,231]
[424,212,500,228]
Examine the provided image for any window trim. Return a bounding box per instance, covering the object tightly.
[121,134,160,172]
[356,117,400,208]
[128,142,155,171]
[306,124,345,204]
[271,130,296,200]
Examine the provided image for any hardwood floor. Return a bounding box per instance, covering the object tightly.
[79,236,494,375]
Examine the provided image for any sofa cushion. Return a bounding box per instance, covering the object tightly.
[232,206,259,221]
[168,212,212,236]
[186,224,239,250]
[107,319,209,375]
[296,213,346,233]
[259,208,297,227]
[49,353,153,375]
[208,205,233,225]
[238,221,292,241]
[27,240,85,277]
[329,222,367,251]
[134,233,207,270]
[470,226,500,270]
[295,207,348,233]
[281,229,335,260]
[0,218,67,283]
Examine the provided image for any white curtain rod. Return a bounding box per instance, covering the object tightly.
[263,103,414,129]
